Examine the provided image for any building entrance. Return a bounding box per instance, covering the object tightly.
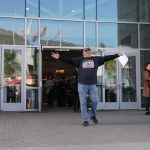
[0,46,141,111]
[42,48,82,111]
[41,48,141,111]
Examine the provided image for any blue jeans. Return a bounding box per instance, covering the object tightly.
[78,83,98,122]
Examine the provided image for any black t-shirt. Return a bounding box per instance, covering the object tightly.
[60,54,118,85]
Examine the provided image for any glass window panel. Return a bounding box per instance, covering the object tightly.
[105,60,117,102]
[40,20,60,46]
[121,56,136,102]
[26,89,38,109]
[98,23,118,47]
[118,23,138,48]
[40,0,59,18]
[118,0,138,22]
[0,0,25,17]
[140,24,150,49]
[4,49,22,103]
[26,48,39,87]
[61,21,84,47]
[26,19,39,45]
[85,22,96,47]
[0,18,25,45]
[139,0,150,22]
[41,20,83,47]
[26,0,39,17]
[85,0,96,20]
[25,48,41,110]
[40,0,83,19]
[97,0,117,21]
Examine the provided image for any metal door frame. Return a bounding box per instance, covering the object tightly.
[25,45,42,112]
[97,48,140,110]
[103,49,120,109]
[119,50,140,109]
[0,45,25,111]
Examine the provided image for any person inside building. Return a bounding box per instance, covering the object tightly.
[142,62,150,115]
[45,75,55,107]
[71,75,80,112]
[51,48,124,126]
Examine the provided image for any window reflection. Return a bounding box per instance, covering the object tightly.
[118,23,138,48]
[26,48,39,87]
[0,0,25,17]
[26,48,39,110]
[40,20,83,47]
[105,60,117,102]
[4,49,22,103]
[26,19,39,45]
[139,0,150,22]
[85,0,96,20]
[118,0,138,22]
[26,0,39,17]
[121,56,136,102]
[0,18,25,45]
[97,0,117,21]
[98,23,118,47]
[85,22,96,47]
[61,21,83,47]
[26,89,38,109]
[140,24,150,49]
[40,20,60,46]
[40,0,83,19]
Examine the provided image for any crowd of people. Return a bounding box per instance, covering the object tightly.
[43,75,80,112]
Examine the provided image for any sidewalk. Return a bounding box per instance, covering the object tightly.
[0,109,150,150]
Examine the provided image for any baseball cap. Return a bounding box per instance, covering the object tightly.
[83,47,91,51]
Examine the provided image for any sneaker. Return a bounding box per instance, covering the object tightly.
[90,116,98,123]
[83,121,89,127]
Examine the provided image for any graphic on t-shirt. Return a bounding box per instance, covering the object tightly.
[82,60,95,68]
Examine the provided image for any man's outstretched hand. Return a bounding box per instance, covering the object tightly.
[118,52,124,57]
[51,52,60,59]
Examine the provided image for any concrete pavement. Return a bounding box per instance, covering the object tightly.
[0,109,150,150]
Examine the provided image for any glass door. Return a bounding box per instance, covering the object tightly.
[104,56,119,109]
[0,46,25,111]
[119,53,139,109]
[96,49,119,109]
[104,49,139,109]
[25,46,42,111]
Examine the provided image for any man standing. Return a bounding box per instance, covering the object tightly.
[51,48,123,126]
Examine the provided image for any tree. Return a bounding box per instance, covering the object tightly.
[4,50,19,78]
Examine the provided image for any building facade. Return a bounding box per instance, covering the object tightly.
[0,0,150,111]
